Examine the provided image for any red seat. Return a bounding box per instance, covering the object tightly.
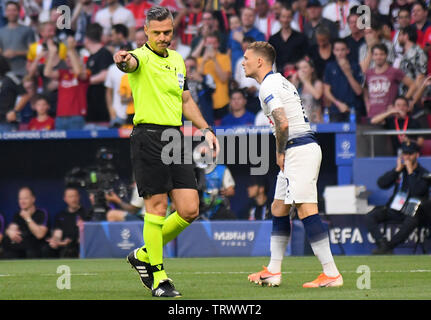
[421,139,431,156]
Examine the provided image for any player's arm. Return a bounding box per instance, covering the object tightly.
[182,89,219,154]
[272,107,289,173]
[114,50,138,73]
[272,107,289,153]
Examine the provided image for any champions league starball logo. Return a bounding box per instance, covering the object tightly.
[117,228,135,250]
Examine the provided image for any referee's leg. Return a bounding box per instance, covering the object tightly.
[141,193,170,289]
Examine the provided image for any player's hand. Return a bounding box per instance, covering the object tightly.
[277,152,285,173]
[204,130,220,158]
[404,158,414,175]
[114,50,132,65]
[105,191,121,204]
[336,101,350,113]
[20,209,31,220]
[10,229,23,243]
[396,156,404,172]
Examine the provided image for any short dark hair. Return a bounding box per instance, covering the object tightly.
[333,38,348,48]
[400,25,418,43]
[315,25,331,38]
[394,95,409,105]
[371,43,388,55]
[112,24,129,38]
[243,36,256,44]
[145,6,173,26]
[5,1,20,10]
[0,55,11,76]
[230,89,247,99]
[370,15,382,31]
[85,23,103,43]
[247,41,276,65]
[31,94,50,106]
[412,1,427,12]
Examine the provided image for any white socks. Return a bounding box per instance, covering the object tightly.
[267,234,290,274]
[309,237,339,277]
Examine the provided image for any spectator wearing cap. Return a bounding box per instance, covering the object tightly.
[240,176,272,220]
[370,96,424,155]
[365,140,431,254]
[303,0,338,47]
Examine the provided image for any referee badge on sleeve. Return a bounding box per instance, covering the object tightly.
[178,73,184,89]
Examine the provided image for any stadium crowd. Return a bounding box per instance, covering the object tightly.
[0,0,430,138]
[1,0,431,258]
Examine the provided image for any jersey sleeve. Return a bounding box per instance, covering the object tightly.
[128,48,147,73]
[260,80,284,114]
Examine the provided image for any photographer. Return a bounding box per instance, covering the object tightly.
[365,141,431,254]
[65,147,126,221]
[194,145,236,220]
[105,183,145,222]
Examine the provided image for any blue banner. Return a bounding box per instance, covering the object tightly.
[80,221,175,258]
[80,217,429,258]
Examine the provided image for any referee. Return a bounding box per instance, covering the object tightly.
[114,6,219,298]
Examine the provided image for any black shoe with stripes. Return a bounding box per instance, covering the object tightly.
[126,249,153,290]
[152,278,182,298]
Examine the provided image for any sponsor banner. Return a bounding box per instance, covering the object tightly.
[80,221,175,258]
[0,123,354,141]
[325,215,430,255]
[176,220,312,258]
[80,215,428,258]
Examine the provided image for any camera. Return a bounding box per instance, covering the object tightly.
[65,147,127,221]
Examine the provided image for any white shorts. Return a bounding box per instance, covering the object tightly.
[273,142,322,204]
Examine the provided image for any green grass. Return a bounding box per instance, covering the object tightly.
[0,256,430,300]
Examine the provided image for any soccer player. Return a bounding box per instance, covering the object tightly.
[242,41,343,288]
[113,6,218,298]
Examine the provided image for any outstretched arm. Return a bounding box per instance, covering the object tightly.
[114,50,138,73]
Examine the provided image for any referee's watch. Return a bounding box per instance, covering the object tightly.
[201,126,215,136]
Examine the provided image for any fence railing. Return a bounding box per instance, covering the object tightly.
[361,129,431,157]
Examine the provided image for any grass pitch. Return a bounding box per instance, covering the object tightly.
[1,255,430,300]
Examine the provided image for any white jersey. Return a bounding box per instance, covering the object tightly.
[259,72,313,140]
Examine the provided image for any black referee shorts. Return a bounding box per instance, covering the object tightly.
[130,124,197,198]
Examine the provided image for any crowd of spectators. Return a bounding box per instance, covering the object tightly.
[0,0,429,137]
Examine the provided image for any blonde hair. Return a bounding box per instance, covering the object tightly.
[247,41,276,65]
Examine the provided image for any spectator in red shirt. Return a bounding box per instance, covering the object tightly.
[411,1,431,46]
[28,94,55,131]
[44,37,89,130]
[126,0,153,29]
[175,0,204,46]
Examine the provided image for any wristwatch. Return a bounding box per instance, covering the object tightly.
[26,218,32,223]
[201,126,216,136]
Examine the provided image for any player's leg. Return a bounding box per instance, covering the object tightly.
[248,172,291,287]
[286,142,342,287]
[297,204,342,287]
[267,200,291,275]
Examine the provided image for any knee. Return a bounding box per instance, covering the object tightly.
[147,202,168,216]
[271,201,288,217]
[179,203,199,223]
